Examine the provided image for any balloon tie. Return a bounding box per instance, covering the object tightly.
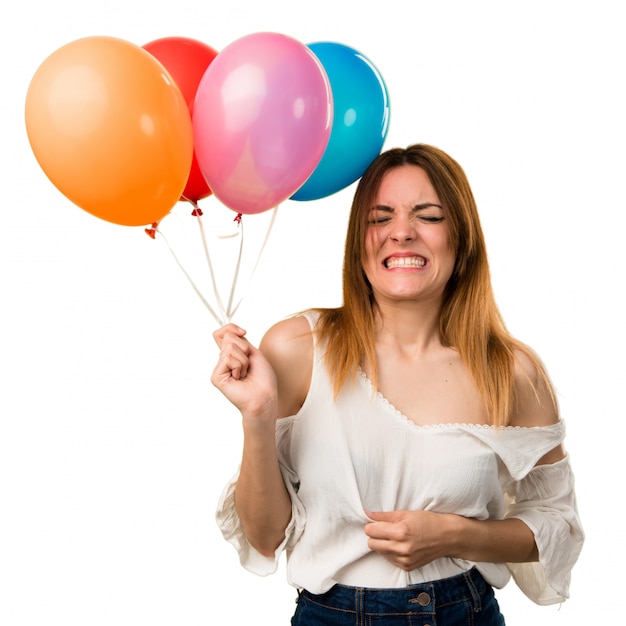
[145,222,158,239]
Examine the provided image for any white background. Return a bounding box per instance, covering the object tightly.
[1,1,623,623]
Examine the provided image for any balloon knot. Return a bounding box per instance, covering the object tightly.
[234,213,243,224]
[145,222,159,239]
[191,207,203,217]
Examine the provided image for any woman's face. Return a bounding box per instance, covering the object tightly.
[363,165,456,307]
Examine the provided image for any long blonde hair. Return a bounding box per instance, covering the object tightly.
[313,143,553,427]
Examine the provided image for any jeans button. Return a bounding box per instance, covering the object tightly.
[409,591,432,606]
[417,592,431,606]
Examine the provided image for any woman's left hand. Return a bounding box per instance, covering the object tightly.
[364,510,453,571]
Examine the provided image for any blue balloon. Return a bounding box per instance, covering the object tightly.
[291,42,390,201]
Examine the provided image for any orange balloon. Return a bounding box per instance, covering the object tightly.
[25,36,193,227]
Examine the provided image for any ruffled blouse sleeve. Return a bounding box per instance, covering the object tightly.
[215,432,306,576]
[504,454,584,605]
[467,421,584,604]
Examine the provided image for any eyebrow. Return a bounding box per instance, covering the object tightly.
[370,202,443,212]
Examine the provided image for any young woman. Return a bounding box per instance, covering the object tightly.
[211,144,584,624]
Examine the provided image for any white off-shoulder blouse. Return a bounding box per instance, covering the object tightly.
[216,312,584,606]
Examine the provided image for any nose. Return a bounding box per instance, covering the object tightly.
[388,215,416,243]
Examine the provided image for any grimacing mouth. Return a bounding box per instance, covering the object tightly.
[383,255,427,269]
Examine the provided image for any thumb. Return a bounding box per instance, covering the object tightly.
[364,510,405,523]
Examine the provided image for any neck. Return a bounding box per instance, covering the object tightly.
[373,297,443,356]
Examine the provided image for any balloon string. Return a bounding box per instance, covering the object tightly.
[157,198,278,324]
[227,205,278,319]
[154,223,226,326]
[183,197,229,323]
[226,214,245,318]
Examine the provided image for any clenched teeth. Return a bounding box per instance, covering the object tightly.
[385,256,426,268]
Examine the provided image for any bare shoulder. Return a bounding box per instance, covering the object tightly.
[510,348,559,428]
[260,315,313,361]
[511,348,566,464]
[259,315,313,418]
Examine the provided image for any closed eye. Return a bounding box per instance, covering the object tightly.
[418,216,444,223]
[368,216,392,225]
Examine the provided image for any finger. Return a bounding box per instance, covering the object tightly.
[366,536,413,562]
[213,323,246,349]
[215,335,253,378]
[216,347,249,380]
[364,521,396,540]
[367,536,395,553]
[365,510,403,523]
[212,359,243,384]
[364,516,410,542]
[218,332,252,360]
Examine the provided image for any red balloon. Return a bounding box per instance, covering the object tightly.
[143,37,219,203]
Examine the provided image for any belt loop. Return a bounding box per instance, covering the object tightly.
[463,569,482,613]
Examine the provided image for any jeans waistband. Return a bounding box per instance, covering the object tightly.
[300,567,488,614]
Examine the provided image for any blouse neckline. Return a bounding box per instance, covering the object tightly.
[356,367,560,432]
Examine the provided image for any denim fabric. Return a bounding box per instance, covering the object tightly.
[291,567,505,625]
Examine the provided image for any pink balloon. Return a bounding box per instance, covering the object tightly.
[192,32,333,214]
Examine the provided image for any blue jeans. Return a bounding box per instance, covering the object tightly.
[291,567,505,625]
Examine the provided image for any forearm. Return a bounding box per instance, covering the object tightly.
[446,515,538,563]
[234,420,293,557]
